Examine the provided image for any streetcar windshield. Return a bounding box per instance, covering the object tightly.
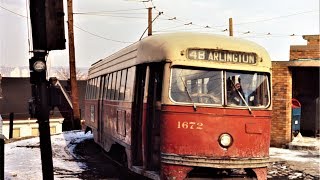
[170,67,270,108]
[226,71,270,108]
[170,68,223,105]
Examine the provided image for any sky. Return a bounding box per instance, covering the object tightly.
[0,0,319,68]
[4,131,320,179]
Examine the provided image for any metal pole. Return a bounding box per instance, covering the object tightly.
[0,137,4,180]
[36,81,54,180]
[0,115,4,180]
[9,112,14,139]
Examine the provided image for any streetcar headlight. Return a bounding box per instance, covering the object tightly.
[33,61,46,72]
[219,133,233,148]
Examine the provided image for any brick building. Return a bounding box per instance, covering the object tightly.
[271,35,320,147]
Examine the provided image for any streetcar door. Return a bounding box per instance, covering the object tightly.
[146,63,163,171]
[132,63,163,170]
[98,75,105,145]
[132,65,147,166]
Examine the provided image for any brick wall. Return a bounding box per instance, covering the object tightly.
[271,34,319,146]
[290,35,320,60]
[271,62,292,147]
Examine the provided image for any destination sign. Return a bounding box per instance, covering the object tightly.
[187,49,257,64]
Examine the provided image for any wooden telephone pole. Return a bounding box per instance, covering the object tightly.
[67,0,81,130]
[229,18,233,36]
[148,7,152,36]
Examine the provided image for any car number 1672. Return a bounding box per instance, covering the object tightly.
[177,121,203,130]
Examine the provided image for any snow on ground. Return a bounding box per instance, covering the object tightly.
[5,131,92,180]
[3,131,320,179]
[269,147,320,163]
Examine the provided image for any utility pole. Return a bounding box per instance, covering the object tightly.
[67,0,81,130]
[229,18,233,36]
[148,7,152,36]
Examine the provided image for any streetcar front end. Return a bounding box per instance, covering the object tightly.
[159,48,272,180]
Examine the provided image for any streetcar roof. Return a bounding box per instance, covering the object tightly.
[88,32,271,78]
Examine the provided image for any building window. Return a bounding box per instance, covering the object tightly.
[13,128,20,138]
[32,128,39,136]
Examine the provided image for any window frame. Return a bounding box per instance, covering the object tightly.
[169,66,271,109]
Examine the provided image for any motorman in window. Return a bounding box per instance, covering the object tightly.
[227,75,257,106]
[227,75,246,106]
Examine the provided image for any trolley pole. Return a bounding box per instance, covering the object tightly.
[229,18,233,36]
[67,0,81,130]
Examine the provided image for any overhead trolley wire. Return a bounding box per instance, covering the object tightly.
[0,4,27,18]
[74,14,148,19]
[1,0,317,41]
[213,10,319,28]
[73,7,148,14]
[152,3,318,37]
[74,24,134,43]
[234,10,319,26]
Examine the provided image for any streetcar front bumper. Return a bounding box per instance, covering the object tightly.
[161,152,270,169]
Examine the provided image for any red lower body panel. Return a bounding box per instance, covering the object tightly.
[160,105,271,179]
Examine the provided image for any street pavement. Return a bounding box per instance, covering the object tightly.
[4,131,320,179]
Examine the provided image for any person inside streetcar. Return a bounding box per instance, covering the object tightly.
[227,74,257,106]
[227,75,245,105]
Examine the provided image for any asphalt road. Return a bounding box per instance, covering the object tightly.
[72,138,319,180]
[71,138,147,180]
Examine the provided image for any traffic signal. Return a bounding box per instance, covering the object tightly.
[29,0,66,50]
[29,56,47,84]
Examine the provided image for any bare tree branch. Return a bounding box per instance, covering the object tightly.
[53,67,87,80]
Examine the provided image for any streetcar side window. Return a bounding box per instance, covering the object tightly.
[94,67,135,101]
[94,78,98,100]
[96,76,101,100]
[125,66,136,102]
[119,69,128,101]
[115,71,122,100]
[107,73,113,100]
[92,77,97,100]
[90,78,95,100]
[99,76,105,100]
[111,72,117,100]
[103,74,109,99]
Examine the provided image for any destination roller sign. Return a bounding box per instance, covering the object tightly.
[187,49,257,64]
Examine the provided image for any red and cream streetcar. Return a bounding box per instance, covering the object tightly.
[84,32,272,179]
